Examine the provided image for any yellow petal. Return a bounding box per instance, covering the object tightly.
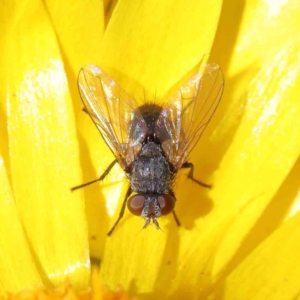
[99,0,223,95]
[232,0,300,74]
[103,0,118,26]
[45,6,107,257]
[211,0,300,74]
[217,208,300,299]
[44,0,105,76]
[209,0,300,160]
[1,0,89,288]
[0,155,41,295]
[211,40,300,276]
[209,0,300,138]
[44,0,107,259]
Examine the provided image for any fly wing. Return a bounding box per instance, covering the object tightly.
[78,65,147,169]
[156,63,224,170]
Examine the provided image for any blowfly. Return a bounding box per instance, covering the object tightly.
[72,64,224,235]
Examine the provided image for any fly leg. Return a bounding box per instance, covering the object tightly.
[181,162,211,188]
[107,186,132,236]
[71,159,118,191]
[169,190,181,226]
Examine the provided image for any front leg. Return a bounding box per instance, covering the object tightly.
[169,189,181,226]
[107,186,132,236]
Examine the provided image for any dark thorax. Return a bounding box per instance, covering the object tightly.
[129,141,172,194]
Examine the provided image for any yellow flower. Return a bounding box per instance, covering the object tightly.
[1,0,300,299]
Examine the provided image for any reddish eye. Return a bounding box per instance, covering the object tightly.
[158,195,175,215]
[127,194,145,216]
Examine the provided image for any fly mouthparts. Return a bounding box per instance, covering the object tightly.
[142,217,161,231]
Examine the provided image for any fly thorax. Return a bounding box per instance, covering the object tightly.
[130,142,172,194]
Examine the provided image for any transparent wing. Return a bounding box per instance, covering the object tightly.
[156,63,224,170]
[78,64,147,169]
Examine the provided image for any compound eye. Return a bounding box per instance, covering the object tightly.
[158,194,175,215]
[127,194,145,216]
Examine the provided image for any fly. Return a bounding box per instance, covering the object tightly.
[72,63,224,236]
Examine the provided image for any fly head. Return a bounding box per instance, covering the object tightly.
[127,193,175,229]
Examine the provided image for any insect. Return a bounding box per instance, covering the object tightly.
[72,63,224,236]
